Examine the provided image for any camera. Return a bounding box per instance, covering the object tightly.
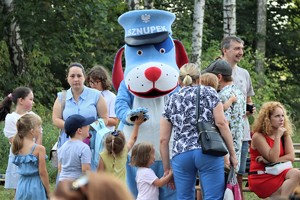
[246,104,255,113]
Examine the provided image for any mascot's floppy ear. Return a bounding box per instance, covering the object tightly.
[112,47,125,91]
[174,39,189,68]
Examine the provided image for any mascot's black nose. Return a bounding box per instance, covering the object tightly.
[145,66,161,82]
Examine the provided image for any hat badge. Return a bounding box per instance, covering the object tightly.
[141,14,151,23]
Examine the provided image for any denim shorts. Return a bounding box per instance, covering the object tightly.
[238,141,249,175]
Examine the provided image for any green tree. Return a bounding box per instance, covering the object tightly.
[0,0,299,121]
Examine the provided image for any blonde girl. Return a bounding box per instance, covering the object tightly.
[130,142,173,200]
[200,72,218,90]
[97,115,145,182]
[0,86,37,191]
[12,113,50,199]
[200,72,237,110]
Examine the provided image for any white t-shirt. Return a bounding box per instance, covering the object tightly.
[136,167,159,200]
[101,90,116,131]
[4,111,35,139]
[232,66,255,141]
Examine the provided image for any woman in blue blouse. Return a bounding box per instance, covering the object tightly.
[52,62,108,148]
[160,63,237,200]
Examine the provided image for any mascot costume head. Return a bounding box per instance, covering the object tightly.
[112,10,188,199]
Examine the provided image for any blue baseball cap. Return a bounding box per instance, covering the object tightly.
[64,114,95,136]
[118,10,175,46]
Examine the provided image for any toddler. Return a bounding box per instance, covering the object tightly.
[200,72,237,110]
[130,142,173,200]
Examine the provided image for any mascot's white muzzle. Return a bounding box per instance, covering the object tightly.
[125,62,178,98]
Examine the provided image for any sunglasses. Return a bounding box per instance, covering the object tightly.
[89,80,100,86]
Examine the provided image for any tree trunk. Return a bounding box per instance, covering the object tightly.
[256,0,267,85]
[3,0,26,75]
[223,0,236,37]
[144,0,154,9]
[191,0,205,67]
[127,0,141,10]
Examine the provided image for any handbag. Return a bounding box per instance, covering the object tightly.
[49,139,58,168]
[49,90,66,168]
[196,85,228,156]
[265,161,292,175]
[223,166,242,200]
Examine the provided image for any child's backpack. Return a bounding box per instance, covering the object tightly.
[89,118,111,171]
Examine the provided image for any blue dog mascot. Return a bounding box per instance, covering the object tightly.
[112,10,188,200]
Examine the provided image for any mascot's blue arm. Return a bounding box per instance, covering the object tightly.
[115,81,134,125]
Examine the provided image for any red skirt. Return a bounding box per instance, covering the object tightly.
[248,169,290,198]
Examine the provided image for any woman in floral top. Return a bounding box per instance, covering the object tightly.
[160,63,237,200]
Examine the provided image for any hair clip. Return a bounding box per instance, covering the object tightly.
[7,93,12,99]
[111,130,119,137]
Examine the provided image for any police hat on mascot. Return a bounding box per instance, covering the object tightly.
[118,10,175,46]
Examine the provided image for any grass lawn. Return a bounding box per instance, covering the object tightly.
[0,185,15,200]
[0,183,57,200]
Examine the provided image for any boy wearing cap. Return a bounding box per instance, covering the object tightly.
[58,114,94,181]
[203,59,246,171]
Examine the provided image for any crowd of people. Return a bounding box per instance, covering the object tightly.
[0,35,300,200]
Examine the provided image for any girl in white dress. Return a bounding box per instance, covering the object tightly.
[0,87,37,192]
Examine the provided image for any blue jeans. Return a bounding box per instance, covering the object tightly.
[172,149,224,200]
[126,156,176,200]
[238,141,249,175]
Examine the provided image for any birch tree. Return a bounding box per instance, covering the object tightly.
[191,0,205,67]
[127,0,142,10]
[3,0,26,75]
[223,0,236,36]
[144,0,154,9]
[256,0,267,85]
[127,0,154,10]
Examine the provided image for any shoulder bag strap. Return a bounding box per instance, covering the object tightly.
[196,85,201,132]
[53,90,67,151]
[61,90,67,118]
[59,90,67,134]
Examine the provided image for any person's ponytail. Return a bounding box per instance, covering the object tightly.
[0,96,13,121]
[12,133,24,155]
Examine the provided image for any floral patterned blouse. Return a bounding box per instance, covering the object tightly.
[162,85,220,157]
[218,84,246,169]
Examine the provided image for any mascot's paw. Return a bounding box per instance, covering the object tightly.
[126,107,149,125]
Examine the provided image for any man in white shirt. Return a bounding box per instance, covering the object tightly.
[221,36,255,200]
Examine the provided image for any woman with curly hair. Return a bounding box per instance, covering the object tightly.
[248,101,300,199]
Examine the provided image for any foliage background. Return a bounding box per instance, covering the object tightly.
[0,0,299,117]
